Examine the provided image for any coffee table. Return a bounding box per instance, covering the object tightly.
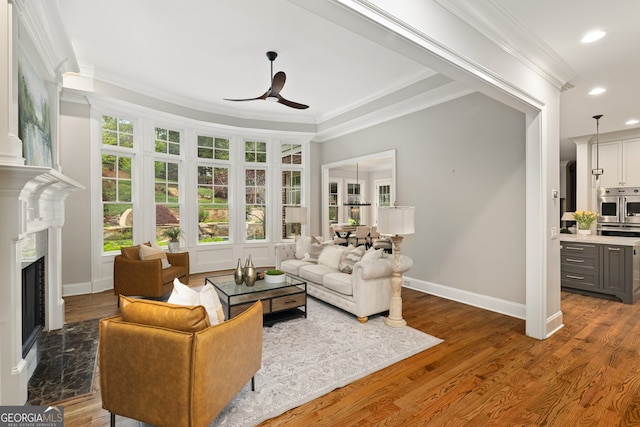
[206,274,307,326]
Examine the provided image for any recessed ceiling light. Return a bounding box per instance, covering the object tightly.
[589,87,606,95]
[581,30,606,43]
[626,119,639,125]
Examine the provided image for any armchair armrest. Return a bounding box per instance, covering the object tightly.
[167,251,189,268]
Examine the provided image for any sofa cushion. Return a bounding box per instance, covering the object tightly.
[299,264,337,284]
[168,278,225,325]
[318,245,345,270]
[323,272,353,296]
[119,295,211,332]
[139,243,172,269]
[280,259,313,276]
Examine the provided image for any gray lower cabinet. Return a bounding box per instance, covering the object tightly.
[561,241,640,304]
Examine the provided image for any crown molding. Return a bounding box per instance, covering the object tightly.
[13,0,78,80]
[434,0,577,91]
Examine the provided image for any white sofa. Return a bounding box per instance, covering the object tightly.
[275,237,413,322]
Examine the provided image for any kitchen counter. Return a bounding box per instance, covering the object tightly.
[560,234,640,247]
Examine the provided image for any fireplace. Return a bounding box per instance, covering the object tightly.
[0,165,83,405]
[22,256,45,358]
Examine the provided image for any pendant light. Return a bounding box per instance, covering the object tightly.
[344,163,371,206]
[592,114,603,180]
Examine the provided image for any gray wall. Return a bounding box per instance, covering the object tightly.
[60,101,92,287]
[318,92,526,304]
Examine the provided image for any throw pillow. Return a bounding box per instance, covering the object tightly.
[339,245,366,273]
[138,243,172,269]
[168,278,225,325]
[295,236,321,260]
[361,247,385,262]
[318,245,345,270]
[119,295,210,332]
[120,245,141,260]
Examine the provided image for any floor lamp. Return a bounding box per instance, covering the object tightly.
[285,206,307,238]
[377,204,415,328]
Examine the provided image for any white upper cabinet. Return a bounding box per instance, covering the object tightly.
[592,138,640,187]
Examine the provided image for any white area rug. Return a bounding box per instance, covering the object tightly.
[211,297,443,427]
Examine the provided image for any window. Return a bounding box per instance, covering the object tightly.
[377,183,391,207]
[245,168,266,240]
[281,143,302,164]
[245,140,267,163]
[155,161,180,245]
[101,115,135,253]
[155,126,180,155]
[282,170,302,238]
[102,115,133,148]
[197,135,230,160]
[328,181,339,225]
[101,154,133,252]
[197,166,230,243]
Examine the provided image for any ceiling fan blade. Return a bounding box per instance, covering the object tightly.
[223,91,268,102]
[277,95,309,110]
[269,71,286,96]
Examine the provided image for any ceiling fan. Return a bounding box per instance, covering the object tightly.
[224,51,309,110]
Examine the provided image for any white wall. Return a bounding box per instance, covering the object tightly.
[319,92,526,305]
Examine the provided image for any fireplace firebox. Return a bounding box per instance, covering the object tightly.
[22,256,45,358]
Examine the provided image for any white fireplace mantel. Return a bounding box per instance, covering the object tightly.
[0,164,83,405]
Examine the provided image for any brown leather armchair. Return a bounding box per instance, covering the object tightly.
[99,297,263,427]
[113,245,189,299]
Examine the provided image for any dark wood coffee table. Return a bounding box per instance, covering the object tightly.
[206,274,307,326]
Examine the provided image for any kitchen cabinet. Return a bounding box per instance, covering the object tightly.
[560,236,640,304]
[592,138,640,187]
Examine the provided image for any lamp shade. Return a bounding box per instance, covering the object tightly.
[377,206,415,235]
[285,206,307,224]
[561,212,575,221]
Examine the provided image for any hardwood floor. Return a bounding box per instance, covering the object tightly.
[59,275,640,426]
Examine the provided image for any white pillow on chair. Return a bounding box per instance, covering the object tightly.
[168,278,225,325]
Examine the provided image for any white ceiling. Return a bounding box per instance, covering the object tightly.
[55,0,640,159]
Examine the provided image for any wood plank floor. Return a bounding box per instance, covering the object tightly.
[58,273,640,426]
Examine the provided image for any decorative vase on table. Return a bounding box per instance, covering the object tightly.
[244,255,257,287]
[233,258,244,285]
[578,228,591,236]
[168,240,180,253]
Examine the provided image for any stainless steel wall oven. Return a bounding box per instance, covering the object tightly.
[597,187,640,237]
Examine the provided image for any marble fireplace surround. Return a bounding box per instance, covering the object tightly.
[0,165,82,404]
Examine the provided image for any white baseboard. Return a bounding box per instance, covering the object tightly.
[63,281,100,296]
[403,276,526,320]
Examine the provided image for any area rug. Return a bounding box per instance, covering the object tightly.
[210,298,443,426]
[27,318,100,405]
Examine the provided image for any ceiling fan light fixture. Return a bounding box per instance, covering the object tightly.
[581,30,606,43]
[223,50,309,109]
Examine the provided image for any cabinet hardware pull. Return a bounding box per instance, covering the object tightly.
[566,246,584,251]
[566,274,584,280]
[608,247,621,251]
[566,258,584,263]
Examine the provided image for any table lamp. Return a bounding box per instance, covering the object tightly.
[285,206,307,237]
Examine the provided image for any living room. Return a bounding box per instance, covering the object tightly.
[3,0,640,424]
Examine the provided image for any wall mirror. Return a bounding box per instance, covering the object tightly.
[321,150,396,238]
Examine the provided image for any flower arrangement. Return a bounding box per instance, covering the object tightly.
[572,211,598,230]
